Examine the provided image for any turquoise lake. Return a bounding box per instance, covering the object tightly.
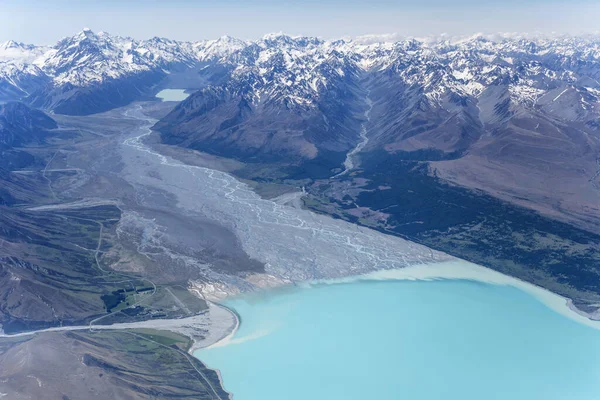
[196,279,600,400]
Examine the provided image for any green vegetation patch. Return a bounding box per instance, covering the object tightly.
[130,328,193,351]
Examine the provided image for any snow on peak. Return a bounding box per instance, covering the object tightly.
[1,40,22,50]
[262,32,287,40]
[0,30,599,112]
[77,28,97,39]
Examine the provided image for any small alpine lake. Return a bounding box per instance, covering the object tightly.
[195,270,600,400]
[155,89,190,101]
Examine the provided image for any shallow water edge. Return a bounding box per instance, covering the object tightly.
[192,258,600,357]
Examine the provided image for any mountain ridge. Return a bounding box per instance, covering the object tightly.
[1,29,599,233]
[4,30,600,112]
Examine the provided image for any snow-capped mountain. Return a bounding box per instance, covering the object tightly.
[156,33,366,165]
[151,33,600,163]
[352,35,600,157]
[27,29,198,114]
[3,29,600,119]
[0,40,49,101]
[0,29,247,114]
[0,40,47,63]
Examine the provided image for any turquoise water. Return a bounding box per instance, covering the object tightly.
[155,89,189,101]
[196,279,600,400]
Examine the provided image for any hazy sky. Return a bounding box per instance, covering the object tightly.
[1,0,599,44]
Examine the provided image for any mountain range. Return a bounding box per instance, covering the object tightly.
[2,28,599,227]
[1,29,599,315]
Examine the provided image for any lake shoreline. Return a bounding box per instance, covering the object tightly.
[191,260,600,400]
[303,260,600,329]
[188,301,240,400]
[155,88,190,102]
[191,259,600,359]
[188,301,241,354]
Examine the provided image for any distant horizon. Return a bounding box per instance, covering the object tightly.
[1,0,599,45]
[4,28,600,47]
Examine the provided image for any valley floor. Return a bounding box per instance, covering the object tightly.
[0,99,446,398]
[1,99,599,398]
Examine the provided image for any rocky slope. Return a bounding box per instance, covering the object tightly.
[155,34,367,171]
[152,35,600,217]
[0,102,57,179]
[359,36,600,232]
[0,102,57,146]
